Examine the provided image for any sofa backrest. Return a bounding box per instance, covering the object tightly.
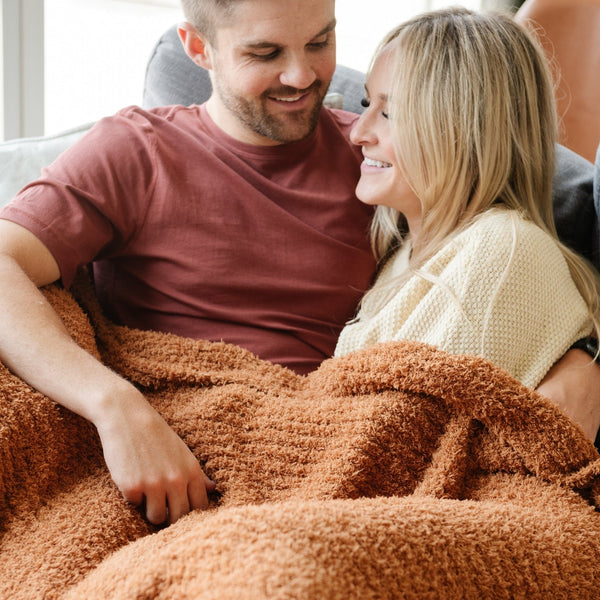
[0,122,92,206]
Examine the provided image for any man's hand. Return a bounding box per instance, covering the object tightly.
[536,348,600,443]
[0,220,215,526]
[94,388,216,525]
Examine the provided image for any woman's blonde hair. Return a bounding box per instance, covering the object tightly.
[366,7,600,339]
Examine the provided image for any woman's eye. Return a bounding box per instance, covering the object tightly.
[361,96,387,117]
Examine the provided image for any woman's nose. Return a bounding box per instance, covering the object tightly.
[350,110,376,146]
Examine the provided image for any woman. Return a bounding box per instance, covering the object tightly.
[335,8,600,390]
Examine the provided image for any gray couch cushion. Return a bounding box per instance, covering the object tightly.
[554,145,599,270]
[142,24,367,114]
[143,25,212,109]
[594,144,600,266]
[0,122,92,206]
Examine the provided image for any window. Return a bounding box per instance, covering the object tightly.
[44,0,183,135]
[336,0,486,73]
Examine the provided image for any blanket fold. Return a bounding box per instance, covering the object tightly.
[1,271,599,599]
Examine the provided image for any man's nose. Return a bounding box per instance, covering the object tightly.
[279,54,317,90]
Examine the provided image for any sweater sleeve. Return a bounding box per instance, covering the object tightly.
[335,210,592,388]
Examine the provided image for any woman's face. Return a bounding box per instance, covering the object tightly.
[350,44,422,234]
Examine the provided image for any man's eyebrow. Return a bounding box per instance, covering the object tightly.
[314,19,337,39]
[243,41,281,50]
[243,19,337,50]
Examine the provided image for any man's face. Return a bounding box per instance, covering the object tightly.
[205,0,336,146]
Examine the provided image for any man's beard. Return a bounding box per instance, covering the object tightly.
[214,80,328,144]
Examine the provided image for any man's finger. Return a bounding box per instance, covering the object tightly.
[145,490,168,525]
[167,485,191,524]
[188,474,211,512]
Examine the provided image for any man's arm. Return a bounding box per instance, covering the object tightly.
[536,348,600,443]
[546,146,600,442]
[0,219,214,524]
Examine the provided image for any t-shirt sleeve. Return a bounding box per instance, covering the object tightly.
[0,107,158,288]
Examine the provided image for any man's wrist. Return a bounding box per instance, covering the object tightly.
[569,336,600,364]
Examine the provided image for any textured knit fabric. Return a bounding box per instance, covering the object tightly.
[335,209,592,388]
[2,275,600,600]
[0,104,375,374]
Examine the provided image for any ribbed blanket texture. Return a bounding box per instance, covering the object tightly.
[1,271,600,599]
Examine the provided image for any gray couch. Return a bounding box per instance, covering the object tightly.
[1,24,599,272]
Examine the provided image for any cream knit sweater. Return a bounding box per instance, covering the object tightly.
[335,209,592,388]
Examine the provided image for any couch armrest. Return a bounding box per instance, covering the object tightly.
[0,123,92,206]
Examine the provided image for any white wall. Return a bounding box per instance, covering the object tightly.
[336,0,515,73]
[44,0,183,135]
[335,0,492,74]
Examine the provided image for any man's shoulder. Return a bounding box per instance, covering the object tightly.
[78,104,206,157]
[108,104,202,129]
[314,109,360,161]
[320,107,359,136]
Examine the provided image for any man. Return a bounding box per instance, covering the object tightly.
[0,0,598,526]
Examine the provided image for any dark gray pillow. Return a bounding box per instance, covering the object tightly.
[594,145,600,268]
[143,25,212,109]
[553,145,599,271]
[143,25,598,270]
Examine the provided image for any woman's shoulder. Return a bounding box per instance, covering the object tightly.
[464,207,535,234]
[454,208,567,275]
[460,208,558,252]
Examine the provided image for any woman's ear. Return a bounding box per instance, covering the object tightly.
[178,22,213,69]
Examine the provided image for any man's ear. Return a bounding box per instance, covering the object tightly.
[178,22,213,69]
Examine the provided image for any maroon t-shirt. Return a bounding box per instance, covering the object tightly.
[1,104,375,373]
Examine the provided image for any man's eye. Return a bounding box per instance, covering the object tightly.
[250,49,280,61]
[309,37,330,49]
[382,111,389,119]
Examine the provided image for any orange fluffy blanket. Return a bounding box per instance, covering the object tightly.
[1,273,600,599]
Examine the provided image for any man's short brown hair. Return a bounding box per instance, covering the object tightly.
[180,0,241,44]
